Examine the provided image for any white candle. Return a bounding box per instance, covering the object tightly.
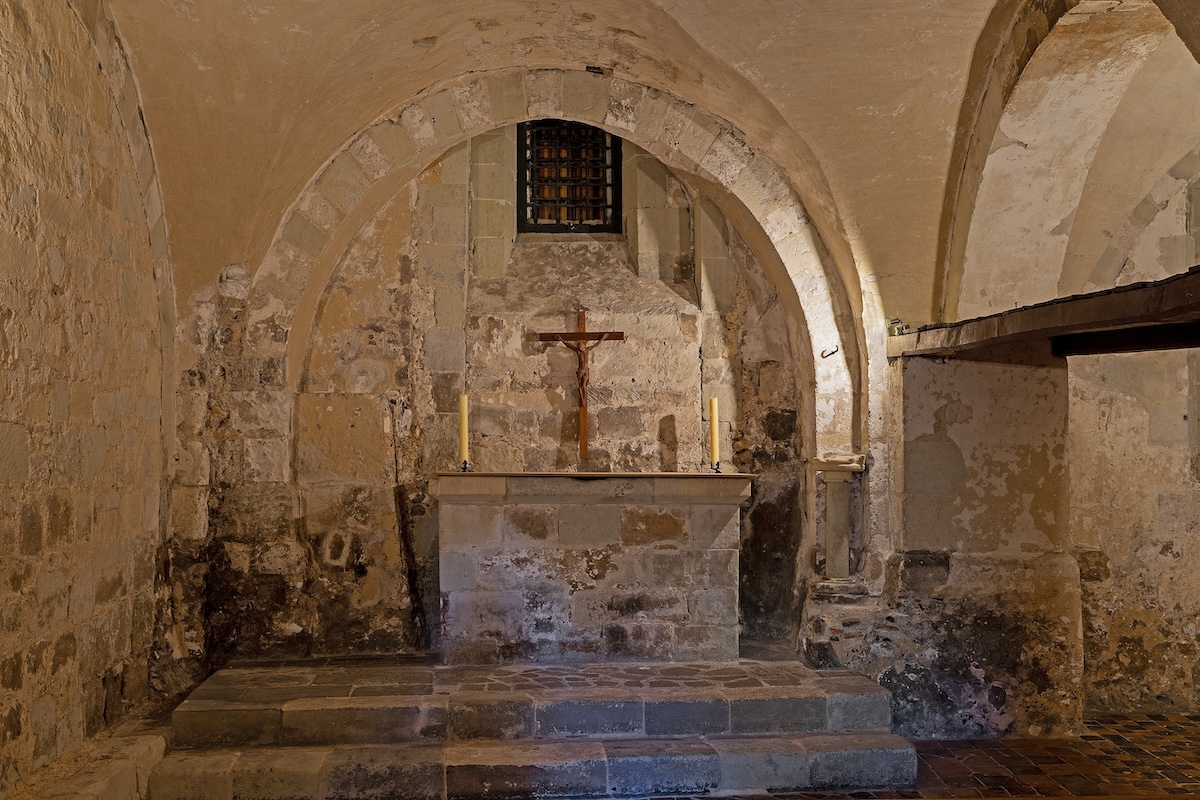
[709,396,719,468]
[459,394,469,465]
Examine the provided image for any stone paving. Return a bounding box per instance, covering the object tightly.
[708,713,1200,799]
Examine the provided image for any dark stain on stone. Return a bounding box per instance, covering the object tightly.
[740,481,800,640]
[763,409,796,441]
[19,504,41,556]
[899,551,950,594]
[0,652,21,690]
[1076,549,1110,582]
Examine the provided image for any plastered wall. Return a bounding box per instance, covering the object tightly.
[1071,350,1200,712]
[0,2,165,793]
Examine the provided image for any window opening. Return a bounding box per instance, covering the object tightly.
[518,120,621,233]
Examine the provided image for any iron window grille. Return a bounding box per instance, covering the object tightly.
[518,120,621,233]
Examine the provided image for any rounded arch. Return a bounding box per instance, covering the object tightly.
[241,68,866,459]
[955,0,1174,320]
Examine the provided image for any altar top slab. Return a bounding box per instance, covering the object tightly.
[434,472,754,505]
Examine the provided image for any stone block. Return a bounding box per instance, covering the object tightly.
[562,71,611,124]
[280,696,447,745]
[689,504,740,548]
[525,71,563,119]
[503,505,557,545]
[0,422,29,482]
[606,589,688,621]
[507,476,652,503]
[729,691,825,734]
[440,549,481,593]
[316,152,371,213]
[602,622,673,659]
[673,625,738,661]
[439,504,502,548]
[824,677,892,731]
[423,90,463,142]
[367,120,417,168]
[231,747,327,799]
[654,476,752,503]
[423,329,466,373]
[604,738,720,796]
[485,74,526,124]
[171,701,282,748]
[444,590,526,642]
[471,236,510,278]
[281,212,329,259]
[619,506,685,546]
[688,588,737,624]
[804,732,917,789]
[710,736,811,791]
[692,549,737,587]
[147,752,237,800]
[558,504,619,547]
[170,485,209,541]
[535,694,642,737]
[436,475,507,500]
[322,744,445,800]
[644,696,729,736]
[444,741,606,800]
[448,692,535,739]
[245,437,289,483]
[472,197,511,239]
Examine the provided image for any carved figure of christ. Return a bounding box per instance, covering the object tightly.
[538,310,625,461]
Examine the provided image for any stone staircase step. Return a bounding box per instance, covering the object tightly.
[147,733,917,799]
[171,660,892,749]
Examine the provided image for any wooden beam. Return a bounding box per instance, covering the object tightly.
[890,266,1200,359]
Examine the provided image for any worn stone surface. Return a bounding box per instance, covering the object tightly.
[1071,350,1200,713]
[0,2,166,795]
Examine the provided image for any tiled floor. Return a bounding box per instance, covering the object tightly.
[760,714,1200,799]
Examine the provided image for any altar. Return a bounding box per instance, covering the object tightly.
[435,472,753,665]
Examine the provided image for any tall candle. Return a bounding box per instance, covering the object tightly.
[709,396,719,468]
[459,394,469,465]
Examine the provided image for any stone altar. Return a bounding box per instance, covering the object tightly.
[435,472,753,665]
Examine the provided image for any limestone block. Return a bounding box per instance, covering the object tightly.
[444,589,526,640]
[423,90,464,143]
[451,79,493,131]
[503,505,557,545]
[674,625,738,661]
[348,131,392,181]
[484,73,526,124]
[447,692,534,739]
[440,504,502,548]
[729,691,825,734]
[322,745,444,800]
[471,237,510,278]
[295,394,388,483]
[688,588,737,624]
[418,244,467,283]
[147,752,236,800]
[602,621,674,659]
[823,677,893,731]
[232,748,327,799]
[436,475,507,500]
[281,212,329,259]
[692,550,738,588]
[440,549,481,593]
[444,741,607,800]
[170,486,209,541]
[525,71,563,119]
[0,422,30,483]
[280,695,447,744]
[508,477,653,503]
[619,506,685,546]
[604,738,720,797]
[471,133,513,170]
[557,504,619,547]
[400,104,437,148]
[711,736,811,791]
[471,198,511,239]
[367,120,417,169]
[644,696,729,735]
[535,694,642,737]
[689,505,740,549]
[605,78,644,132]
[562,71,611,124]
[245,437,289,483]
[805,732,917,789]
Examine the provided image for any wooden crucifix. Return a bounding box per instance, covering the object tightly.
[539,310,625,461]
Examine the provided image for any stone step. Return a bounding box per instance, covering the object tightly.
[171,660,892,749]
[148,733,917,799]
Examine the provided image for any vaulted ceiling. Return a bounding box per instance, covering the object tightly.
[104,0,1200,326]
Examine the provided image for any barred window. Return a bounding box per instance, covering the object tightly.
[518,120,621,233]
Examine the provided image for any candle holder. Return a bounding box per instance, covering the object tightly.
[459,460,473,473]
[711,461,722,474]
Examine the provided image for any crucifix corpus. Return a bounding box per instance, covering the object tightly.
[539,310,625,461]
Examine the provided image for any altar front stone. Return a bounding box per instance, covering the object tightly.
[435,473,753,665]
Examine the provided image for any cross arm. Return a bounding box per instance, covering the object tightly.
[538,332,625,342]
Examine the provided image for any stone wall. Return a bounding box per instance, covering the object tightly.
[159,125,808,675]
[807,356,1083,738]
[0,2,166,793]
[1071,349,1200,712]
